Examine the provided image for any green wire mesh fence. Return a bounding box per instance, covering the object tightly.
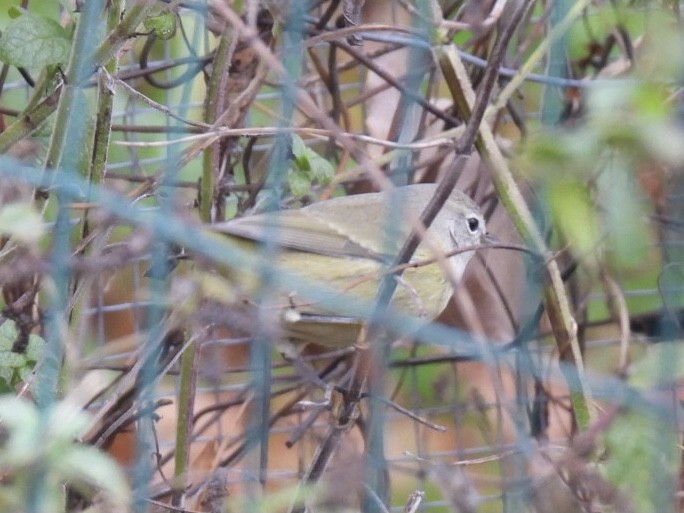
[0,1,683,512]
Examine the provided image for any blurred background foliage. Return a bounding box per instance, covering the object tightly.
[0,1,683,513]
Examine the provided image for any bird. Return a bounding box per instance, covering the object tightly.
[212,183,487,348]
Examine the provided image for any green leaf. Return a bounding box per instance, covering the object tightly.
[287,135,334,197]
[291,135,311,171]
[7,6,22,19]
[0,202,45,244]
[288,168,311,198]
[0,367,14,389]
[0,396,40,466]
[0,321,27,392]
[596,157,650,268]
[0,321,17,350]
[307,150,334,184]
[0,350,25,369]
[0,381,12,395]
[47,400,91,441]
[0,396,130,510]
[0,10,71,69]
[548,181,600,257]
[604,410,677,512]
[16,366,32,382]
[25,333,45,361]
[143,10,177,40]
[629,343,684,390]
[54,446,130,506]
[604,345,683,510]
[0,320,45,390]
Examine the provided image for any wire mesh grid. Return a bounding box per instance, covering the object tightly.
[0,1,683,513]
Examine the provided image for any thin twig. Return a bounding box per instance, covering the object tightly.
[366,393,447,432]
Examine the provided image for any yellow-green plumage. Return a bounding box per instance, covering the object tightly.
[212,184,486,347]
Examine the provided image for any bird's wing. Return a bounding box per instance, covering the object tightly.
[303,193,407,256]
[212,207,388,261]
[213,185,442,260]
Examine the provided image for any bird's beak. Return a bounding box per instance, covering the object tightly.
[483,232,498,245]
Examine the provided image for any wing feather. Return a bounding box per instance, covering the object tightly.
[212,184,446,261]
[212,209,386,260]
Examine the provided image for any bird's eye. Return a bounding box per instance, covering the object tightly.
[466,216,480,234]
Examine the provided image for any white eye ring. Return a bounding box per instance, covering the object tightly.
[466,215,480,234]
